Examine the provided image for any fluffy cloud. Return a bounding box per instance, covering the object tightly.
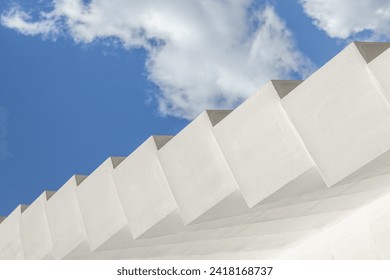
[0,106,11,161]
[1,1,312,119]
[300,0,390,39]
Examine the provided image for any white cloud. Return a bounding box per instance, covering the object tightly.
[1,5,58,37]
[300,0,390,39]
[0,106,11,161]
[1,1,312,119]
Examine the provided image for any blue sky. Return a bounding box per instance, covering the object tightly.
[0,0,388,216]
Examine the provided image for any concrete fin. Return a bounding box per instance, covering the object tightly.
[355,42,390,63]
[206,110,232,126]
[152,135,174,150]
[271,80,303,99]
[110,156,126,168]
[74,175,88,186]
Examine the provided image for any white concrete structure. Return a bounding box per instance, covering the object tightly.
[282,42,390,186]
[158,111,249,224]
[112,136,184,239]
[76,157,129,251]
[1,42,390,259]
[0,205,27,259]
[20,191,55,260]
[213,80,325,207]
[46,175,89,259]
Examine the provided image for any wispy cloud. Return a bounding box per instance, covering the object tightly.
[0,4,59,37]
[0,106,11,161]
[1,1,313,119]
[300,0,390,40]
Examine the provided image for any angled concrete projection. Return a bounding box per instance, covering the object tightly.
[76,157,128,251]
[336,46,390,181]
[46,175,89,259]
[158,111,248,224]
[0,205,27,259]
[20,191,55,259]
[282,42,390,187]
[112,136,184,239]
[214,80,325,208]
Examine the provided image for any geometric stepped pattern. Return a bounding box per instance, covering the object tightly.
[1,42,390,259]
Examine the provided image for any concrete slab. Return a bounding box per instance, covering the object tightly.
[277,232,333,260]
[323,210,378,259]
[20,191,55,259]
[158,110,249,224]
[46,175,89,259]
[0,205,27,259]
[282,42,390,186]
[72,229,322,260]
[214,80,325,207]
[76,157,131,251]
[112,136,184,239]
[68,180,388,259]
[70,171,390,259]
[93,188,383,259]
[363,191,390,259]
[59,167,390,259]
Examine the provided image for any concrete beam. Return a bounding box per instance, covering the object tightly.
[46,175,89,259]
[158,111,248,225]
[282,42,390,186]
[213,80,325,208]
[20,191,55,259]
[112,136,184,239]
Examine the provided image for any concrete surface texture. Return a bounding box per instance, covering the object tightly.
[157,110,249,225]
[282,42,390,187]
[45,175,89,259]
[20,191,55,260]
[213,80,325,208]
[111,135,184,239]
[0,205,27,260]
[1,42,390,259]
